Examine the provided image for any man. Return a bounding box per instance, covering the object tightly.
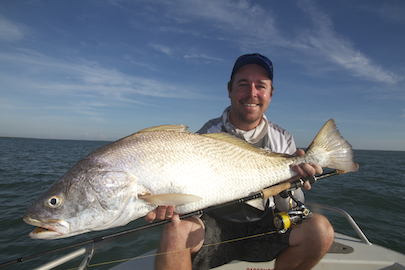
[145,53,334,270]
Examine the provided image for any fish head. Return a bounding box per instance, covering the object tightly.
[23,159,140,239]
[23,185,93,239]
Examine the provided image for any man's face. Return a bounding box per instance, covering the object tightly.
[228,64,273,131]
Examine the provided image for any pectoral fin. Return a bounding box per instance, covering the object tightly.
[139,193,202,206]
[246,198,266,211]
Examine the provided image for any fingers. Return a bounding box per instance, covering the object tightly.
[170,213,181,228]
[155,205,170,220]
[291,164,314,190]
[294,148,306,157]
[292,162,322,177]
[144,205,178,224]
[302,180,312,191]
[145,209,157,223]
[291,154,323,191]
[311,162,323,175]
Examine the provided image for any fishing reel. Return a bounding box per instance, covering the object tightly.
[273,190,312,233]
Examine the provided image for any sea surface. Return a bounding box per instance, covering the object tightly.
[0,137,404,269]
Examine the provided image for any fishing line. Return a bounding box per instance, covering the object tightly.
[1,169,348,269]
[67,229,279,269]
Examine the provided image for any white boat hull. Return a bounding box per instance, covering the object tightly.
[23,202,405,270]
[212,232,405,270]
[111,202,405,270]
[111,232,405,270]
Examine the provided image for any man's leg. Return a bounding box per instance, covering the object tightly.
[274,213,334,270]
[154,216,205,270]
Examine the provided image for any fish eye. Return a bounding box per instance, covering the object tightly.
[47,196,63,208]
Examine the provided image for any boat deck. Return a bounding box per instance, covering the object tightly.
[112,202,405,270]
[112,233,405,270]
[212,232,405,270]
[19,202,405,270]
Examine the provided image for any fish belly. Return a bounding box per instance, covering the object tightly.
[121,132,296,214]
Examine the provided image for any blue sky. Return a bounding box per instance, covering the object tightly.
[1,0,404,151]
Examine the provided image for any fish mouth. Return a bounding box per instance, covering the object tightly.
[23,216,70,239]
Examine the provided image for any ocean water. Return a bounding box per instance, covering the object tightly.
[0,137,404,269]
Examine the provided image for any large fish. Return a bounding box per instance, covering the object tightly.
[23,119,358,239]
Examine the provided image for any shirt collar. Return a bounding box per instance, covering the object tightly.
[222,106,268,144]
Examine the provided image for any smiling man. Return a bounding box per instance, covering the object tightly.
[146,53,334,270]
[228,63,272,131]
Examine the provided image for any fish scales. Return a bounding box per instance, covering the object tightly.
[23,119,358,239]
[112,131,291,213]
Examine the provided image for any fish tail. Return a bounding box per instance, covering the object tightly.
[307,119,359,172]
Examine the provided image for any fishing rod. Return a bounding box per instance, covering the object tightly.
[0,168,351,269]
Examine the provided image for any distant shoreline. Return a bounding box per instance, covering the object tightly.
[0,137,403,152]
[0,136,112,143]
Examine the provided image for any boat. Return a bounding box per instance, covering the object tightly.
[111,202,405,270]
[19,201,405,270]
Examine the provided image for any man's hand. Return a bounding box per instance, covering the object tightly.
[145,205,181,228]
[290,148,323,190]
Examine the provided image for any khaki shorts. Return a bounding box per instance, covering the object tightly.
[192,210,291,270]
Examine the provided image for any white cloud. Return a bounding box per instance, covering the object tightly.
[150,0,402,84]
[138,0,284,47]
[0,15,25,42]
[149,43,174,56]
[371,3,405,24]
[183,54,224,62]
[296,0,402,84]
[0,50,213,105]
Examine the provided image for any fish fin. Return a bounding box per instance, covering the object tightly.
[137,125,190,133]
[307,119,359,172]
[202,133,262,152]
[202,132,291,157]
[139,193,202,206]
[246,198,266,211]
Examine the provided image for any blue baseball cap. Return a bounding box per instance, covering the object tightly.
[231,53,273,81]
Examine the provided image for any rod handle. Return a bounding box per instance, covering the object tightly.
[261,182,292,199]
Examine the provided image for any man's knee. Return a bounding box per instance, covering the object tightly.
[290,213,334,252]
[306,214,334,252]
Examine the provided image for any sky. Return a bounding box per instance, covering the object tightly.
[0,0,404,151]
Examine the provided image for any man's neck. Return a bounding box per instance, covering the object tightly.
[228,113,262,131]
